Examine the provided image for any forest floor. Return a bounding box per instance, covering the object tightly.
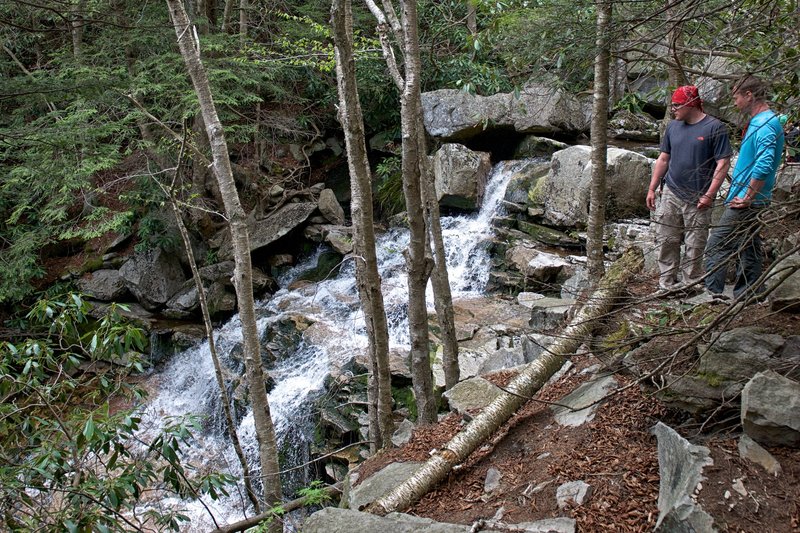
[354,274,800,532]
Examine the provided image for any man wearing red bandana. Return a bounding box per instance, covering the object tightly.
[646,85,732,293]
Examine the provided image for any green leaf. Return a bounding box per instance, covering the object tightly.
[83,416,96,440]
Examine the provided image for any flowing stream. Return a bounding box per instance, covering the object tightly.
[139,159,535,529]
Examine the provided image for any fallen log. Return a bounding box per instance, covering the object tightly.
[366,247,644,514]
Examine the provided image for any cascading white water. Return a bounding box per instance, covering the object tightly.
[139,158,536,529]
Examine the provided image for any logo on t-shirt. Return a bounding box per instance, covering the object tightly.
[697,136,705,141]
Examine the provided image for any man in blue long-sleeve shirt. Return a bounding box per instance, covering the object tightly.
[705,75,785,300]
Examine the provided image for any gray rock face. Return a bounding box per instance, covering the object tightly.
[768,253,800,313]
[119,249,186,310]
[319,188,346,225]
[348,462,423,511]
[421,84,590,141]
[536,146,653,227]
[219,202,317,259]
[741,370,800,447]
[698,327,800,382]
[443,376,504,414]
[433,144,492,210]
[653,422,715,532]
[77,269,129,301]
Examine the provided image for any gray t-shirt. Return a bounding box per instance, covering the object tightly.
[660,115,732,202]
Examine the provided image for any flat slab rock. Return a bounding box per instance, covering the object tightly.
[303,507,576,533]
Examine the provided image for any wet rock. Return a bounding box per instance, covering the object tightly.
[653,422,715,532]
[741,370,800,448]
[505,245,574,288]
[502,160,550,205]
[433,143,492,210]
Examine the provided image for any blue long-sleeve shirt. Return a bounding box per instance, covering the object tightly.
[726,111,785,206]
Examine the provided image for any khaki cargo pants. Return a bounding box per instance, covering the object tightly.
[654,185,712,289]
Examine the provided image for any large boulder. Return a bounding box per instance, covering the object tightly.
[433,144,492,210]
[505,244,574,287]
[741,370,800,447]
[421,84,590,141]
[536,145,653,227]
[218,202,317,259]
[634,328,800,415]
[119,248,186,310]
[77,269,129,301]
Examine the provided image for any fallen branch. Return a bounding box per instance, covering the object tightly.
[366,247,644,514]
[211,482,343,533]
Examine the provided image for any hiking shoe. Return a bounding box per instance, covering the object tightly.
[704,289,730,303]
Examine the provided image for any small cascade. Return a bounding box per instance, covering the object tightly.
[139,158,535,529]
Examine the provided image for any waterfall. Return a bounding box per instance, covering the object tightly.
[138,158,535,529]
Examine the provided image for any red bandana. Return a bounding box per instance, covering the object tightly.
[671,85,703,110]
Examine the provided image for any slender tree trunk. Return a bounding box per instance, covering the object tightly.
[70,0,87,61]
[400,0,437,424]
[419,131,459,390]
[239,0,248,45]
[587,0,612,282]
[331,0,395,451]
[221,0,235,32]
[157,153,260,513]
[366,247,644,514]
[166,0,282,507]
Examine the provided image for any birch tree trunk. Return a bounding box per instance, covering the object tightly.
[331,0,395,451]
[367,247,644,513]
[419,133,459,390]
[587,0,612,282]
[399,0,437,424]
[166,0,282,506]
